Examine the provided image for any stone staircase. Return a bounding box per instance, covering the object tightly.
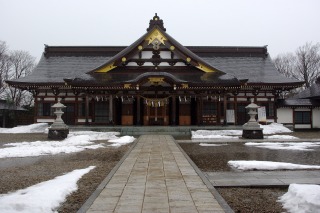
[70,125,243,136]
[120,126,191,136]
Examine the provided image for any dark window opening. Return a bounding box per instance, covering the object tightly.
[295,111,311,124]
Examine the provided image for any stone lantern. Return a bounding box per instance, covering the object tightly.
[48,99,69,139]
[242,99,263,139]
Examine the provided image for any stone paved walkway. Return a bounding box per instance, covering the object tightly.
[206,170,320,187]
[85,135,226,213]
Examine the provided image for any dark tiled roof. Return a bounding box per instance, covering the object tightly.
[277,99,320,107]
[7,46,302,87]
[70,69,242,87]
[293,81,320,99]
[7,55,111,85]
[89,26,224,74]
[203,56,301,84]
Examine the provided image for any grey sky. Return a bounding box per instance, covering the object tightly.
[1,0,320,61]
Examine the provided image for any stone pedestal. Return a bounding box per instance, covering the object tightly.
[48,99,69,140]
[242,99,263,139]
[48,128,69,140]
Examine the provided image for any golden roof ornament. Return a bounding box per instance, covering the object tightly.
[147,13,166,32]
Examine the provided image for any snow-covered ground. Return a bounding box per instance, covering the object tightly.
[0,124,135,158]
[199,143,228,146]
[192,123,294,139]
[228,160,320,171]
[0,123,49,133]
[0,166,95,213]
[278,184,320,213]
[245,142,320,151]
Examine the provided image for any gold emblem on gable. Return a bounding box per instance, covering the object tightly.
[145,29,167,45]
[148,77,164,85]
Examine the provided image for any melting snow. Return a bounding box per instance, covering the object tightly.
[228,160,320,171]
[0,125,135,158]
[0,166,95,213]
[0,123,49,133]
[199,143,228,146]
[278,184,320,213]
[192,123,293,139]
[245,142,320,151]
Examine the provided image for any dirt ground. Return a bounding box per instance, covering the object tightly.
[0,131,319,212]
[179,130,320,213]
[0,133,131,213]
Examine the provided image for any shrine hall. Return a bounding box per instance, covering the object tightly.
[7,14,303,126]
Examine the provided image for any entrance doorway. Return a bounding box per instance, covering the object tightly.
[143,99,169,125]
[62,103,75,125]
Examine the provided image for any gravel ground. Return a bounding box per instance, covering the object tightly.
[179,131,320,213]
[0,131,319,212]
[0,133,131,213]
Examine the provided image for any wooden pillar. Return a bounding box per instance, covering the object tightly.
[34,95,38,123]
[198,95,203,125]
[2,110,6,127]
[85,94,89,125]
[217,95,221,125]
[109,94,113,124]
[75,95,78,124]
[223,94,227,125]
[274,95,278,123]
[171,95,176,125]
[234,96,238,125]
[136,95,141,125]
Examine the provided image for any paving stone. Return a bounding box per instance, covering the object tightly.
[86,135,225,213]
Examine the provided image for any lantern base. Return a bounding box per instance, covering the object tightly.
[48,128,69,140]
[242,129,263,139]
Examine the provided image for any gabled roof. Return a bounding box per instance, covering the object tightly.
[277,99,320,107]
[6,14,303,89]
[90,14,223,74]
[293,78,320,99]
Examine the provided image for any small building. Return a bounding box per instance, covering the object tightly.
[7,14,303,126]
[0,99,26,127]
[277,77,320,129]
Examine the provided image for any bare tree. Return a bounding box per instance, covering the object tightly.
[0,40,36,106]
[7,50,35,106]
[273,42,320,88]
[273,53,296,79]
[295,42,320,88]
[0,41,10,96]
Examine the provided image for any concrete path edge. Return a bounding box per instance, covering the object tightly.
[77,140,139,213]
[174,139,235,213]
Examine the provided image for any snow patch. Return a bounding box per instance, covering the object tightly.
[0,166,95,213]
[108,136,136,147]
[199,143,228,147]
[0,123,49,133]
[278,184,320,213]
[245,142,320,151]
[264,135,298,139]
[192,123,292,139]
[0,131,134,158]
[228,160,320,171]
[261,123,292,134]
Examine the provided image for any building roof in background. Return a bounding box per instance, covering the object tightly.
[6,14,303,89]
[293,78,320,99]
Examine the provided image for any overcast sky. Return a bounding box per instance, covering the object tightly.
[1,0,320,62]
